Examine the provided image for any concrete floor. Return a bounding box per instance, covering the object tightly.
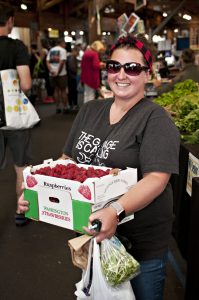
[0,103,186,300]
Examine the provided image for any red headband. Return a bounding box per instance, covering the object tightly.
[110,35,153,71]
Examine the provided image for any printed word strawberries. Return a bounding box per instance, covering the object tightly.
[32,163,110,183]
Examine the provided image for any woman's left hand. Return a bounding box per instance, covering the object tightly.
[83,206,119,243]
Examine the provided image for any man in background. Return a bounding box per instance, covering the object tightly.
[46,38,68,113]
[154,48,199,95]
[0,3,32,225]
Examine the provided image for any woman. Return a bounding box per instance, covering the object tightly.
[81,40,106,102]
[18,35,180,300]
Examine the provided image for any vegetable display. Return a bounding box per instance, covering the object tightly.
[154,80,199,144]
[100,236,140,286]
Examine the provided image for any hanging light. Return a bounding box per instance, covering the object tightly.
[182,14,192,20]
[21,3,27,10]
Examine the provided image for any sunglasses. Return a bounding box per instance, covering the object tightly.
[106,60,149,76]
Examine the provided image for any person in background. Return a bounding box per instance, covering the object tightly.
[0,3,32,226]
[80,40,106,102]
[18,34,180,299]
[66,46,79,111]
[154,48,199,95]
[46,37,68,113]
[28,43,39,106]
[40,38,54,103]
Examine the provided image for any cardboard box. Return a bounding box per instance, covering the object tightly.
[23,159,137,233]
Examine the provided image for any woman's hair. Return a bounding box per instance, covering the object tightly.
[110,34,153,71]
[0,3,15,26]
[90,40,106,53]
[181,48,195,64]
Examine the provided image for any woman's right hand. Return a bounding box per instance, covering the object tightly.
[18,193,29,213]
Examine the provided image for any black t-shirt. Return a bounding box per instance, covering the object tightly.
[0,36,29,70]
[63,98,180,260]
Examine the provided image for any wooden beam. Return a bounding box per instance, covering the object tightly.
[38,0,64,11]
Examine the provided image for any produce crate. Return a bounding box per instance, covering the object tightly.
[23,159,137,233]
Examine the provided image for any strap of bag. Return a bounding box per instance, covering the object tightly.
[0,74,6,127]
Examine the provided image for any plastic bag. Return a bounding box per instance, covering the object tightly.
[100,235,140,287]
[75,238,135,300]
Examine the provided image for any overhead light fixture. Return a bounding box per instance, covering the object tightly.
[104,5,115,14]
[183,14,192,20]
[21,3,27,10]
[64,36,73,43]
[174,28,179,33]
[64,31,69,36]
[79,31,84,36]
[71,31,76,36]
[163,12,167,17]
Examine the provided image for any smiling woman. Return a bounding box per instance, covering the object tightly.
[18,33,180,300]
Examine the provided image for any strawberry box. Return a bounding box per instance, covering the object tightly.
[23,159,137,233]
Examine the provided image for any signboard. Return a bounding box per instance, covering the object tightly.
[186,152,199,196]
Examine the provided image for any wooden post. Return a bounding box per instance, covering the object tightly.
[88,0,98,44]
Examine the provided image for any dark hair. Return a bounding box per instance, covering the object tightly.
[31,43,37,50]
[181,48,195,64]
[110,34,153,71]
[0,2,15,26]
[56,37,65,45]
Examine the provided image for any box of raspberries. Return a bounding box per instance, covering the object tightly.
[23,159,137,233]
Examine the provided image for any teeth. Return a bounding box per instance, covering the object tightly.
[116,82,130,87]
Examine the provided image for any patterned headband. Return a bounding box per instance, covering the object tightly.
[110,35,153,71]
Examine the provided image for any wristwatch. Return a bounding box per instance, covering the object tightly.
[109,202,126,222]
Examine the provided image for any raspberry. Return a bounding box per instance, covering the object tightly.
[31,163,111,183]
[26,175,38,188]
[78,185,92,200]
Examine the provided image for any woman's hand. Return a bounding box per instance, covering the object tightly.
[83,206,119,243]
[18,193,29,213]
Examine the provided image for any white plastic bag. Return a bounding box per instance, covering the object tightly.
[75,238,135,300]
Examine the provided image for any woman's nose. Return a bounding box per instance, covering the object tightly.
[117,67,127,79]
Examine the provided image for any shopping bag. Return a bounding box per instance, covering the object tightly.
[100,235,140,286]
[0,69,40,129]
[75,238,135,300]
[68,234,92,270]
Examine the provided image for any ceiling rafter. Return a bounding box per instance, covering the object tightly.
[37,0,64,11]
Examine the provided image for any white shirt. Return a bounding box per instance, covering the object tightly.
[47,45,67,76]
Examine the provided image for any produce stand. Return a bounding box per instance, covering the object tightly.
[153,79,199,298]
[171,142,199,299]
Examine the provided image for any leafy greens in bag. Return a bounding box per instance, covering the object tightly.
[100,235,140,287]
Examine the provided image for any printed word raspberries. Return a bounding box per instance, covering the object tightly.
[32,163,110,183]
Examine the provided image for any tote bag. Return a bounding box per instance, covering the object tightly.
[0,69,40,130]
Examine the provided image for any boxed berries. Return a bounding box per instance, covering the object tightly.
[23,159,137,233]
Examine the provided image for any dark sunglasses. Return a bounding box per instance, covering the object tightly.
[106,60,149,76]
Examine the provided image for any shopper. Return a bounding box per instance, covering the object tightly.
[80,40,106,102]
[40,38,54,103]
[18,34,180,300]
[154,48,199,94]
[0,3,32,225]
[66,46,79,110]
[46,37,68,113]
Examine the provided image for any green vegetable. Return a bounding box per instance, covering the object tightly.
[182,129,199,144]
[100,236,140,286]
[154,79,199,144]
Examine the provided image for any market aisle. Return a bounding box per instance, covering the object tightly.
[0,103,185,300]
